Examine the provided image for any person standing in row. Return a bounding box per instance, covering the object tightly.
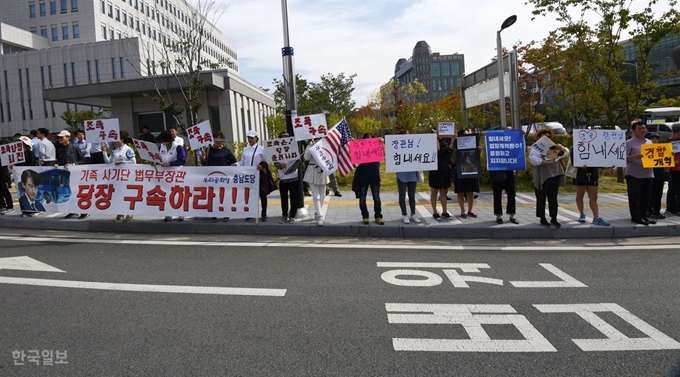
[37,128,57,166]
[139,126,155,143]
[454,129,480,219]
[236,130,268,221]
[572,151,610,226]
[490,170,518,224]
[396,131,421,224]
[203,131,237,222]
[55,130,87,220]
[102,137,136,222]
[74,130,91,164]
[625,121,656,225]
[155,130,187,222]
[665,123,680,216]
[647,133,667,220]
[530,128,569,228]
[429,137,455,221]
[354,133,383,225]
[274,132,303,224]
[303,138,328,226]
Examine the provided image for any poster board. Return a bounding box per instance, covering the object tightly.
[384,134,438,173]
[455,134,482,178]
[349,137,385,164]
[485,130,526,171]
[573,129,626,167]
[437,121,456,138]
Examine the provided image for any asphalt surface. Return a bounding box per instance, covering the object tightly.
[1,232,679,376]
[2,188,680,239]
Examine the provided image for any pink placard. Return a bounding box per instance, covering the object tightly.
[349,138,384,164]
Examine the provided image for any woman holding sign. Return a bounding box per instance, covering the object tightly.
[530,128,569,228]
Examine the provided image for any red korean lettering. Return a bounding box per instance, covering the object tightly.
[192,186,215,211]
[304,116,312,126]
[203,133,212,143]
[169,185,191,211]
[85,120,94,131]
[96,120,104,129]
[123,184,144,210]
[108,130,118,140]
[99,130,106,140]
[146,186,167,210]
[76,185,95,210]
[294,117,302,128]
[94,184,115,210]
[317,125,327,135]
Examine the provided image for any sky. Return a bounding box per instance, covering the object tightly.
[215,0,673,109]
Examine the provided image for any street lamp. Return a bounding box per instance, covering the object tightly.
[497,15,517,129]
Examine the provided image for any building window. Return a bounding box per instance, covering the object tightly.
[50,1,56,14]
[62,25,69,39]
[48,65,53,87]
[87,60,92,83]
[51,27,58,41]
[40,2,46,16]
[112,58,117,79]
[120,57,125,78]
[71,0,77,11]
[41,27,48,38]
[73,24,79,38]
[109,28,114,40]
[63,64,68,85]
[116,31,121,39]
[31,27,37,34]
[30,3,36,18]
[99,0,104,13]
[95,60,100,82]
[71,62,76,85]
[122,11,126,25]
[107,3,112,17]
[60,0,67,13]
[115,7,119,20]
[101,25,106,39]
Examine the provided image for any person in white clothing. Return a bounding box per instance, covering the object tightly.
[154,130,187,222]
[235,130,268,221]
[303,139,329,226]
[37,128,56,166]
[102,138,136,222]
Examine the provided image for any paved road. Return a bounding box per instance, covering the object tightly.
[1,232,679,376]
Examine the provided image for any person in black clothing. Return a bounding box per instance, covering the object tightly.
[647,133,668,219]
[429,137,455,220]
[138,126,155,143]
[55,130,87,219]
[353,133,383,225]
[202,131,237,222]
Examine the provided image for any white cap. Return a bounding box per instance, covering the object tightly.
[246,130,258,138]
[56,130,71,138]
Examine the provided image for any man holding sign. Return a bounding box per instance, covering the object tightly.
[625,121,656,225]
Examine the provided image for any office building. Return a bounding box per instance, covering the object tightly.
[0,0,274,142]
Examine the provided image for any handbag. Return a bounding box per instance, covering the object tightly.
[417,171,424,183]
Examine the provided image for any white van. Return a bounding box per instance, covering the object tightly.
[528,122,567,135]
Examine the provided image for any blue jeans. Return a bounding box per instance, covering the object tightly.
[359,182,382,219]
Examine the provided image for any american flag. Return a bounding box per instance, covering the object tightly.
[325,119,356,176]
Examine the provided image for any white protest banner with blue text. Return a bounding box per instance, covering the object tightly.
[573,129,626,167]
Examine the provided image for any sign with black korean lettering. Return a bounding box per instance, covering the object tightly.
[573,129,626,167]
[384,134,437,173]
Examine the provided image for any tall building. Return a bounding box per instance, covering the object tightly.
[0,0,274,142]
[622,33,680,88]
[393,41,465,102]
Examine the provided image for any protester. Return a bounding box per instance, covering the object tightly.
[169,126,184,146]
[625,121,656,225]
[235,130,268,221]
[571,152,610,226]
[274,132,303,224]
[155,130,187,221]
[396,131,421,224]
[665,124,680,216]
[353,133,383,225]
[530,128,569,228]
[303,138,328,226]
[0,156,13,215]
[30,130,41,160]
[327,173,342,197]
[138,126,155,143]
[120,130,133,145]
[454,129,480,219]
[429,137,455,221]
[37,128,57,166]
[490,170,518,224]
[55,130,87,219]
[102,138,136,222]
[74,130,91,164]
[203,131,237,222]
[647,133,667,220]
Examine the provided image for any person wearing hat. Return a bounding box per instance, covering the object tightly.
[235,130,269,221]
[55,129,88,219]
[625,120,656,225]
[529,127,569,228]
[646,132,668,220]
[155,130,188,221]
[665,123,680,216]
[202,130,236,222]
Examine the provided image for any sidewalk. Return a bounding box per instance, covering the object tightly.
[1,189,678,239]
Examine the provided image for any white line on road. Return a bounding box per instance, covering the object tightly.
[0,276,287,297]
[3,235,680,251]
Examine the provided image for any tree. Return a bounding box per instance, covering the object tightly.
[526,0,680,126]
[272,72,357,117]
[61,109,98,132]
[378,79,428,133]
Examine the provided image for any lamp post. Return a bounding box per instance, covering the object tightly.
[497,15,517,129]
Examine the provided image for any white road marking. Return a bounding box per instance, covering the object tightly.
[0,256,65,273]
[510,263,587,288]
[600,193,628,203]
[3,235,680,251]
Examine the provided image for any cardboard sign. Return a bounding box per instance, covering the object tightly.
[437,121,456,137]
[573,129,626,168]
[384,134,438,173]
[132,139,162,164]
[292,113,328,141]
[265,137,299,163]
[186,120,213,150]
[455,134,481,178]
[456,135,477,151]
[13,166,259,218]
[531,136,567,161]
[485,130,526,171]
[641,143,675,168]
[0,141,26,166]
[349,138,384,164]
[84,118,120,143]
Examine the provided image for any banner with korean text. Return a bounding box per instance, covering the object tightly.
[132,139,163,164]
[641,143,675,168]
[308,139,338,175]
[485,130,526,171]
[573,129,626,167]
[0,141,26,166]
[349,137,384,164]
[265,137,299,163]
[293,113,328,141]
[84,118,120,144]
[186,120,213,150]
[12,166,259,218]
[384,134,438,173]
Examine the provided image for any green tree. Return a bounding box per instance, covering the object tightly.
[273,72,357,117]
[378,79,428,133]
[60,109,98,132]
[526,0,680,126]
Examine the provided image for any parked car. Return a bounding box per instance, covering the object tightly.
[645,122,675,142]
[527,122,567,136]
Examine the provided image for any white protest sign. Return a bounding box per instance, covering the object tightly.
[531,136,562,160]
[132,139,162,164]
[292,113,328,141]
[308,138,338,175]
[185,120,213,150]
[573,129,626,167]
[84,118,120,143]
[671,140,680,154]
[265,137,299,163]
[437,122,456,137]
[384,134,438,173]
[456,135,477,150]
[0,141,26,166]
